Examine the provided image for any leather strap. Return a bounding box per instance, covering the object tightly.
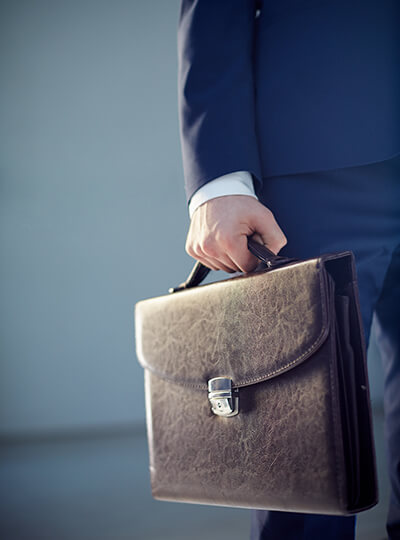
[169,237,299,293]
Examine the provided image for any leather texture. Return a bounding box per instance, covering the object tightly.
[135,248,378,514]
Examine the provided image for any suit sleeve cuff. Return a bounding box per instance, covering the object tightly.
[188,170,258,219]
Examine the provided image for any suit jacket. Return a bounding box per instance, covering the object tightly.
[178,0,400,204]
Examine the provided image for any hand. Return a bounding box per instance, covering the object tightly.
[185,195,288,273]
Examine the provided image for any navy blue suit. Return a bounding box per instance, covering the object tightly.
[178,1,400,538]
[178,0,399,204]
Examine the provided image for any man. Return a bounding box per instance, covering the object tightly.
[177,1,400,538]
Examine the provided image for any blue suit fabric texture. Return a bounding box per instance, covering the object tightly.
[177,1,400,538]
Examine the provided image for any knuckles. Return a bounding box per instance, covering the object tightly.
[200,236,218,256]
[199,231,232,257]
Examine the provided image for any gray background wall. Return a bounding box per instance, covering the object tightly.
[0,0,194,436]
[0,0,384,438]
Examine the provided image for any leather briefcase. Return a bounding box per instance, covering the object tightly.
[134,238,378,515]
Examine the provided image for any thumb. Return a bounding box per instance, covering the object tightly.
[249,232,265,245]
[248,206,288,255]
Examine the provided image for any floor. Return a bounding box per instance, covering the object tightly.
[0,408,390,540]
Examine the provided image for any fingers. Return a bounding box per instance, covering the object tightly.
[187,236,242,272]
[249,207,288,255]
[187,231,260,273]
[223,234,260,273]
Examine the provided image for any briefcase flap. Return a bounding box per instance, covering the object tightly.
[135,258,330,389]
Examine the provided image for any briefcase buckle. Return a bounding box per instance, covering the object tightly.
[208,377,239,417]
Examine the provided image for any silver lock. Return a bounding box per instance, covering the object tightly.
[208,377,239,417]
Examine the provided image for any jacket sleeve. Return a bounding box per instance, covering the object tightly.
[177,0,263,205]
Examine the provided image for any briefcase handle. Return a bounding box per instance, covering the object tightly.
[169,237,299,293]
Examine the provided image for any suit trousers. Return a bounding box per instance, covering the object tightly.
[250,154,400,540]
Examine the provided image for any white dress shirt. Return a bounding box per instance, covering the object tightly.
[188,170,258,219]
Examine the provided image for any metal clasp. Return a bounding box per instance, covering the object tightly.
[208,377,239,417]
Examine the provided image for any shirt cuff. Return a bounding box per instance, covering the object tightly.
[188,171,258,219]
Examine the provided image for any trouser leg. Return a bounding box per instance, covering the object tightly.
[374,245,400,540]
[250,510,356,540]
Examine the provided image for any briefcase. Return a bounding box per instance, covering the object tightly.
[134,238,378,515]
